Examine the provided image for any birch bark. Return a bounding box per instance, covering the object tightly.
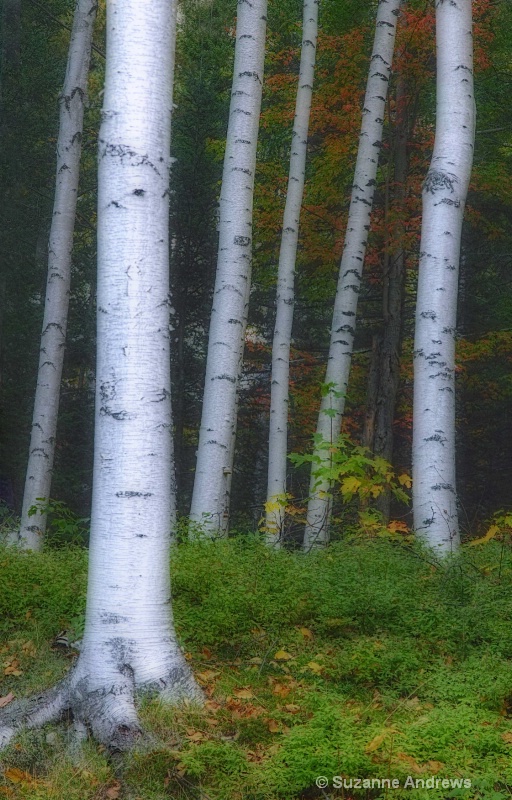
[19,0,97,549]
[412,0,475,552]
[265,0,319,545]
[304,0,401,551]
[190,0,267,535]
[1,0,199,751]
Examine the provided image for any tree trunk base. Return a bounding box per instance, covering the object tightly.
[0,655,202,753]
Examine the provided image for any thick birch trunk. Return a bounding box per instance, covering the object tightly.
[190,0,267,535]
[1,0,200,752]
[412,0,475,552]
[303,0,401,551]
[265,0,319,545]
[19,0,97,549]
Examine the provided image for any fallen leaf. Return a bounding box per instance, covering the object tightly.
[427,761,444,774]
[106,782,121,799]
[502,731,512,744]
[388,520,409,534]
[303,661,323,675]
[267,719,280,733]
[201,646,212,659]
[4,767,33,785]
[298,627,314,639]
[195,669,220,683]
[248,657,262,664]
[185,729,204,742]
[204,699,221,713]
[274,650,292,661]
[233,688,254,700]
[0,692,15,708]
[394,753,423,773]
[284,704,301,714]
[365,733,387,753]
[272,683,291,698]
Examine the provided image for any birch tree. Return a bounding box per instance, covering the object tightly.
[265,0,319,545]
[18,0,97,550]
[0,0,199,751]
[190,0,267,535]
[412,0,475,552]
[304,0,401,551]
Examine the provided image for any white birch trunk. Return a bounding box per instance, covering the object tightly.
[189,0,267,535]
[303,0,401,551]
[18,0,97,549]
[412,0,475,552]
[265,0,319,545]
[1,0,199,752]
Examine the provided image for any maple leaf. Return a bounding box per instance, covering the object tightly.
[398,473,412,488]
[298,626,314,639]
[388,520,409,533]
[341,476,362,497]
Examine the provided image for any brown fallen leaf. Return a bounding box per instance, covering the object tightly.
[0,692,15,709]
[233,688,254,700]
[502,731,512,744]
[267,719,281,733]
[195,670,220,683]
[284,704,301,714]
[272,683,291,698]
[4,767,34,785]
[106,782,121,799]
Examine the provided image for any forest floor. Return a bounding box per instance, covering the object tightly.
[0,536,512,799]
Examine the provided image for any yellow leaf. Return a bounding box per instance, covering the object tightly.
[304,661,324,675]
[469,525,499,547]
[298,627,314,639]
[365,728,398,753]
[365,733,386,753]
[233,688,254,699]
[274,650,293,661]
[398,474,412,488]
[341,476,361,496]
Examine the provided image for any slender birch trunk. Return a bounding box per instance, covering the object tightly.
[19,0,97,549]
[412,0,475,552]
[190,0,267,535]
[265,0,319,545]
[0,0,200,752]
[303,0,401,551]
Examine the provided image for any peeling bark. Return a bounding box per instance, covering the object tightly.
[412,0,475,552]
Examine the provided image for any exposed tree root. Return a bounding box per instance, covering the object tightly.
[0,657,202,753]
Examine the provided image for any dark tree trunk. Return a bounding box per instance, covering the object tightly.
[363,75,409,521]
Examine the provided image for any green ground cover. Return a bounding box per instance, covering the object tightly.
[1,537,512,799]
